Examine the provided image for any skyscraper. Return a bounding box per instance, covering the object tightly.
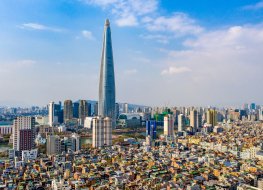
[73,102,79,118]
[49,101,54,126]
[79,100,88,126]
[49,101,63,126]
[178,114,186,132]
[146,120,157,140]
[124,103,129,113]
[207,109,217,127]
[190,110,198,132]
[64,100,73,122]
[164,114,174,137]
[98,19,116,124]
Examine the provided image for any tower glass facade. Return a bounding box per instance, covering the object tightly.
[98,19,116,122]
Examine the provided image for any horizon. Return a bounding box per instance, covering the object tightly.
[0,0,263,106]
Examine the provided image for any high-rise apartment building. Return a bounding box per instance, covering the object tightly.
[46,135,61,156]
[164,114,174,137]
[49,101,55,126]
[123,103,128,113]
[92,116,112,148]
[190,110,198,132]
[79,100,88,126]
[207,109,217,127]
[98,19,116,124]
[64,100,73,122]
[13,117,35,152]
[178,114,186,132]
[104,117,112,146]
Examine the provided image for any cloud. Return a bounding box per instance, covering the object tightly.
[82,0,118,7]
[242,1,263,10]
[144,13,203,36]
[115,14,138,27]
[16,60,37,67]
[160,23,263,86]
[161,66,191,75]
[140,34,169,44]
[124,69,138,75]
[81,0,158,27]
[20,23,63,32]
[82,30,95,40]
[0,60,37,74]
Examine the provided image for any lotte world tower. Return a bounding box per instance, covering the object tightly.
[98,19,116,123]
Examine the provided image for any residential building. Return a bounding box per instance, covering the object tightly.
[164,114,174,137]
[13,117,35,152]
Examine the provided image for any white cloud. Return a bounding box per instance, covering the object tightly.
[145,13,203,36]
[161,66,191,75]
[140,34,169,44]
[160,23,263,86]
[242,1,263,10]
[115,14,138,26]
[82,30,95,40]
[16,60,36,67]
[124,69,138,75]
[20,23,63,32]
[82,0,158,27]
[83,0,118,6]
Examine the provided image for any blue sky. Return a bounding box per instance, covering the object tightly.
[0,0,263,107]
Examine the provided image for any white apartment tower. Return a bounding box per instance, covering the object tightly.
[49,101,54,126]
[178,114,186,132]
[92,116,112,148]
[164,114,174,137]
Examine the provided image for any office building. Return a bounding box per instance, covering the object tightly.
[79,100,88,126]
[64,100,73,122]
[13,117,35,152]
[49,101,63,126]
[146,120,157,140]
[178,114,186,132]
[115,103,120,119]
[250,103,256,110]
[94,102,98,116]
[88,103,92,116]
[73,102,79,118]
[163,114,174,137]
[98,19,116,124]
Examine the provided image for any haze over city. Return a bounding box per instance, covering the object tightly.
[0,0,263,107]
